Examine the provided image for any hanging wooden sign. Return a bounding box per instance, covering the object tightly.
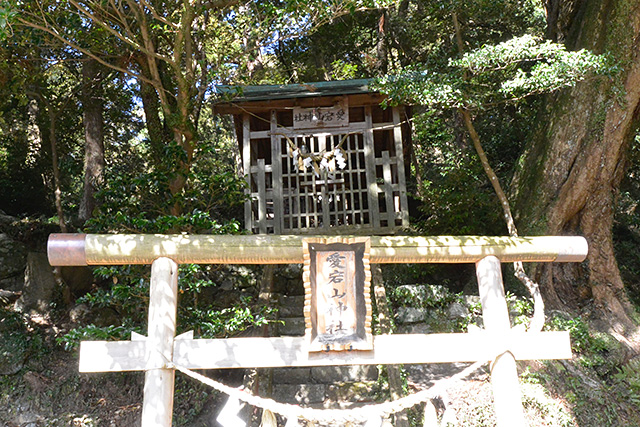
[303,237,372,352]
[293,100,349,129]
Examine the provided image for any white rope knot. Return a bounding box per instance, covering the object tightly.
[286,134,349,177]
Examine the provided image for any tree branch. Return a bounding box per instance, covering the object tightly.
[130,0,172,115]
[139,0,180,30]
[16,16,155,87]
[453,12,545,332]
[67,0,172,64]
[107,0,139,43]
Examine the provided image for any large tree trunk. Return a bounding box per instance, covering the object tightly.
[78,58,105,224]
[46,106,67,233]
[511,0,640,344]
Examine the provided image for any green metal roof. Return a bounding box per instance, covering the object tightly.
[214,78,374,103]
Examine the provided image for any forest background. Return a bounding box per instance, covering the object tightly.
[1,0,640,425]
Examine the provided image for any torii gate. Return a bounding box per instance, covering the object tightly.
[48,233,588,426]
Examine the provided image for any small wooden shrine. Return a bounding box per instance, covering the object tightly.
[214,79,410,235]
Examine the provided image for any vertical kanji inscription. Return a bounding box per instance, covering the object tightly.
[303,237,372,352]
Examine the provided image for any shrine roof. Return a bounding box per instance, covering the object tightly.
[214,78,374,103]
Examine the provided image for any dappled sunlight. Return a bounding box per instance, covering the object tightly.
[475,256,511,332]
[607,322,640,354]
[174,336,312,369]
[79,340,148,372]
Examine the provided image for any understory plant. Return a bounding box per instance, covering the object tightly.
[58,124,275,349]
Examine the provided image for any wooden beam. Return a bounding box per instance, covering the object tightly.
[270,110,283,234]
[476,256,525,426]
[247,121,396,140]
[363,106,381,229]
[213,94,388,115]
[78,331,571,373]
[243,114,252,233]
[381,151,395,227]
[141,257,178,427]
[48,234,589,266]
[257,159,267,234]
[392,107,409,227]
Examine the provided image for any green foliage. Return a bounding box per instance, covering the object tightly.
[390,284,461,310]
[511,296,533,323]
[375,35,612,109]
[0,0,16,39]
[267,0,546,82]
[172,374,213,426]
[520,382,577,427]
[408,106,533,235]
[59,263,279,350]
[57,323,142,351]
[85,124,245,234]
[529,313,640,426]
[546,314,594,354]
[268,9,380,83]
[330,59,359,80]
[545,313,623,375]
[613,358,640,407]
[0,308,30,362]
[181,296,276,338]
[0,307,48,371]
[0,39,142,217]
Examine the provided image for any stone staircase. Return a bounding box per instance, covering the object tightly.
[269,268,379,409]
[251,268,482,424]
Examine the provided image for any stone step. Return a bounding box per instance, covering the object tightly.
[309,366,378,383]
[279,295,305,318]
[271,384,326,405]
[271,378,379,408]
[279,317,305,336]
[272,365,378,384]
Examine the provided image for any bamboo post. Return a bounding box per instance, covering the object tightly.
[141,257,179,427]
[475,256,525,426]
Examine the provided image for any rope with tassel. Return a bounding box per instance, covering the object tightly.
[273,131,351,177]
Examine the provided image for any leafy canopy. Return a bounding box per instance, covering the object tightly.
[375,35,613,109]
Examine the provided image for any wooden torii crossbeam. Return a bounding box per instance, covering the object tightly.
[48,234,588,427]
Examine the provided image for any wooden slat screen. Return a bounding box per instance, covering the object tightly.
[242,105,409,234]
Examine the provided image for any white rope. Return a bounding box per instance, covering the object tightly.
[168,358,491,424]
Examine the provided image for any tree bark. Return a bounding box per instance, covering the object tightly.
[136,57,196,217]
[511,0,640,344]
[136,54,168,165]
[375,10,389,75]
[78,58,105,223]
[25,98,42,168]
[47,106,67,233]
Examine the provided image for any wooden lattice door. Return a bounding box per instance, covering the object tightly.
[243,105,409,235]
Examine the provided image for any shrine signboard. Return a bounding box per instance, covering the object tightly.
[303,237,373,352]
[293,100,349,129]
